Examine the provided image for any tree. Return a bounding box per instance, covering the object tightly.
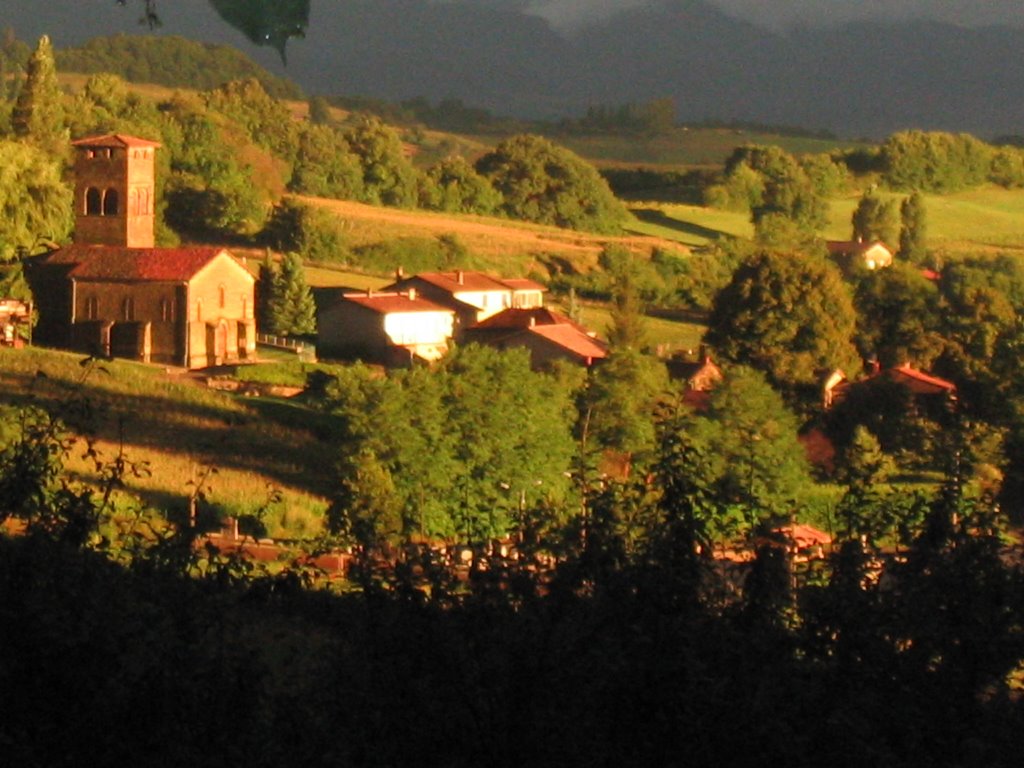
[0,140,72,261]
[584,348,669,464]
[854,261,945,368]
[603,247,648,351]
[713,145,828,236]
[670,366,813,537]
[270,252,316,336]
[851,191,899,245]
[475,134,628,233]
[289,123,364,199]
[11,36,66,156]
[263,198,348,263]
[419,156,500,215]
[324,347,577,543]
[343,114,419,207]
[706,249,861,396]
[898,192,928,263]
[204,77,299,162]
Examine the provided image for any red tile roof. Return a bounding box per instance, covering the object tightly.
[71,133,162,149]
[499,277,547,292]
[407,271,520,294]
[471,307,587,332]
[527,323,608,361]
[63,246,242,282]
[887,363,957,394]
[341,291,454,315]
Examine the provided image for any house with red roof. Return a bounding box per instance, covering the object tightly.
[826,240,894,271]
[386,269,546,328]
[461,305,608,368]
[823,361,957,410]
[316,288,455,365]
[27,135,256,368]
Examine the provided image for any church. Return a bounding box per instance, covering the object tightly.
[27,134,256,368]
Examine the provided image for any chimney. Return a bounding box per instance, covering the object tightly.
[408,287,417,301]
[395,266,404,280]
[456,270,464,285]
[529,316,536,328]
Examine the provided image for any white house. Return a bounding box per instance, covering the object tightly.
[316,288,455,365]
[386,270,546,327]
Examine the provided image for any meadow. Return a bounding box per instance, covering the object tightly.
[0,347,330,538]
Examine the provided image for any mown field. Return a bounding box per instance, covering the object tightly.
[0,347,332,539]
[620,185,1024,254]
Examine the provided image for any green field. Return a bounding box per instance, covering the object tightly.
[620,184,1024,254]
[0,347,330,539]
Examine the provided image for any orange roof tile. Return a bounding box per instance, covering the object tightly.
[527,323,608,361]
[64,246,244,282]
[71,133,162,149]
[341,292,453,315]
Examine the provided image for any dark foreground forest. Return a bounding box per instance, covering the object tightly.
[1,409,1022,767]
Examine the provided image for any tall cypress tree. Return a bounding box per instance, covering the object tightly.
[12,36,66,156]
[272,252,316,336]
[899,192,928,264]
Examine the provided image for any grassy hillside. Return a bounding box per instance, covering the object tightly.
[290,195,689,277]
[825,185,1024,256]
[0,347,331,539]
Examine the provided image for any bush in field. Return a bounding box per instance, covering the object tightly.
[263,199,348,263]
[475,134,628,233]
[881,131,993,193]
[419,156,501,215]
[289,123,364,200]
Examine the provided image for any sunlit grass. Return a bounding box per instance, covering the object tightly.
[0,347,330,539]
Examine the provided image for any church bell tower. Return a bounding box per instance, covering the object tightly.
[72,134,161,248]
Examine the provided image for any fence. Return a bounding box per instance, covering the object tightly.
[256,333,317,361]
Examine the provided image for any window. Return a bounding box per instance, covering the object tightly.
[103,188,119,215]
[160,298,175,322]
[84,296,98,320]
[196,299,203,322]
[85,187,102,216]
[140,187,150,214]
[218,284,226,309]
[122,296,135,321]
[241,297,249,319]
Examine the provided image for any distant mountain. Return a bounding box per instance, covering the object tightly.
[9,0,1024,138]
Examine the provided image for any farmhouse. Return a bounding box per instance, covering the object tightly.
[27,134,256,368]
[386,270,546,328]
[316,288,455,365]
[823,362,957,409]
[461,306,607,368]
[826,240,894,271]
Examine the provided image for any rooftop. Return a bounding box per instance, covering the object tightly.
[64,246,242,282]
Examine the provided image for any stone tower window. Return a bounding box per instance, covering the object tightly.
[85,187,102,215]
[103,189,119,215]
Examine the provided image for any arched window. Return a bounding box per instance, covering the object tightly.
[122,296,135,321]
[129,188,139,215]
[140,187,150,215]
[160,298,175,322]
[196,299,203,323]
[85,187,102,216]
[241,297,249,319]
[218,284,226,309]
[103,189,119,215]
[84,296,98,320]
